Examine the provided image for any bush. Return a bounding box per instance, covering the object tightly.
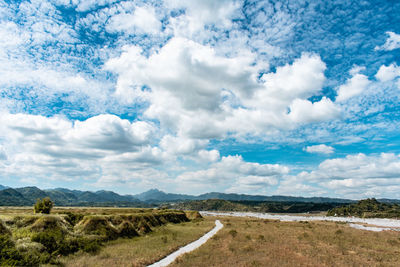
[0,235,34,266]
[63,212,84,226]
[229,229,237,238]
[81,239,101,254]
[31,229,63,254]
[118,221,138,238]
[0,220,11,235]
[34,197,53,214]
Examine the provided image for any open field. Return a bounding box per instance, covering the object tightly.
[171,216,400,267]
[2,207,400,266]
[61,217,215,267]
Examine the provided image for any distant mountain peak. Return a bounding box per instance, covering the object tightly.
[146,188,164,193]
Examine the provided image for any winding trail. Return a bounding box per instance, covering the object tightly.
[201,211,400,232]
[147,220,223,267]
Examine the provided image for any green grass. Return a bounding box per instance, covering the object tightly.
[61,218,214,267]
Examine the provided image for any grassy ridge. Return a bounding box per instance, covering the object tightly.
[0,208,195,266]
[61,217,214,267]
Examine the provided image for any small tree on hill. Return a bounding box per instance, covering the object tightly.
[34,197,53,214]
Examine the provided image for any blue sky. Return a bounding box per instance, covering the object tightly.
[1,0,400,199]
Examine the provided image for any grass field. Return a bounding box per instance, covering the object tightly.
[61,217,215,267]
[170,216,400,267]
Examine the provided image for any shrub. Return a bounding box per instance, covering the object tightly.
[0,235,34,266]
[63,212,84,226]
[31,229,64,254]
[229,229,238,238]
[0,220,11,235]
[82,239,101,254]
[118,221,138,238]
[34,197,53,214]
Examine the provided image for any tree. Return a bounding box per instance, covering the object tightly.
[34,197,53,214]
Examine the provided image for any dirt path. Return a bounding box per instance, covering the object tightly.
[147,220,223,267]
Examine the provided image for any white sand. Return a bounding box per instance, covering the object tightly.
[147,220,223,267]
[201,211,400,230]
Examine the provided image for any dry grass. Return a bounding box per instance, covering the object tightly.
[170,216,400,267]
[60,217,215,267]
[0,206,162,216]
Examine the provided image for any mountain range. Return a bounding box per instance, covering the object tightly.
[0,185,399,206]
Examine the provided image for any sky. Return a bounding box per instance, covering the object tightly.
[0,0,400,199]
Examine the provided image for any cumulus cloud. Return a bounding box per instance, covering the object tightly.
[303,144,334,155]
[293,153,400,198]
[106,5,161,35]
[375,63,400,82]
[336,67,371,102]
[375,31,400,51]
[197,149,220,163]
[106,39,339,140]
[160,135,208,156]
[287,97,339,124]
[0,113,163,184]
[176,155,289,194]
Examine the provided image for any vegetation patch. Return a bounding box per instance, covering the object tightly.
[327,198,400,218]
[30,215,70,233]
[174,199,347,213]
[75,216,119,240]
[0,207,192,266]
[61,217,214,267]
[0,220,11,235]
[184,211,203,220]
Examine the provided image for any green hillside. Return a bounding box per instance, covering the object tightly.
[173,199,345,213]
[327,198,400,218]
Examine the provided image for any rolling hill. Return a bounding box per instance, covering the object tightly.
[0,185,398,208]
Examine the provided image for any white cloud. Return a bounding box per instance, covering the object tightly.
[293,153,400,198]
[160,135,208,156]
[288,97,339,124]
[176,155,289,194]
[0,113,163,184]
[303,144,334,155]
[197,149,220,163]
[106,6,161,35]
[0,2,114,115]
[375,31,400,51]
[106,39,339,140]
[71,0,119,12]
[375,63,400,82]
[276,176,326,197]
[0,146,7,161]
[165,0,241,38]
[336,67,371,102]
